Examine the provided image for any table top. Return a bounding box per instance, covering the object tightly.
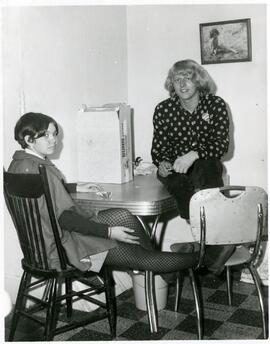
[72,174,177,216]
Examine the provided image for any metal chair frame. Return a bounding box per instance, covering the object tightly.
[174,185,268,339]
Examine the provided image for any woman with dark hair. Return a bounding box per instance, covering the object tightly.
[151,60,234,274]
[8,112,198,274]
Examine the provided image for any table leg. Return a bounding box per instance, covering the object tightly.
[150,215,161,242]
[135,215,161,333]
[135,214,161,243]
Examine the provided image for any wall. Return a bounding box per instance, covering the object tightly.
[127,4,267,189]
[3,5,128,179]
[2,3,267,301]
[3,5,128,300]
[126,4,267,248]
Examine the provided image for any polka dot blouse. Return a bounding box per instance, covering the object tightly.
[151,92,230,166]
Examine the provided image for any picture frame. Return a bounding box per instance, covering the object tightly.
[199,18,252,64]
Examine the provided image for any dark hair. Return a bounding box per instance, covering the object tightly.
[210,28,219,38]
[15,112,59,148]
[164,59,216,97]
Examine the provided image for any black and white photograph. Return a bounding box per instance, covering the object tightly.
[1,0,268,342]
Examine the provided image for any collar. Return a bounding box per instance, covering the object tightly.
[171,91,207,110]
[25,148,45,160]
[171,91,207,103]
[12,150,54,167]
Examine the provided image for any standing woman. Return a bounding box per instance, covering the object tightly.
[151,59,234,274]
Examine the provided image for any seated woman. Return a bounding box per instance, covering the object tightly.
[8,112,198,274]
[151,59,235,275]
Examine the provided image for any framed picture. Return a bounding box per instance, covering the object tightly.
[199,18,252,64]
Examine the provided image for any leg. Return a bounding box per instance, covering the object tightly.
[157,159,224,220]
[96,208,153,250]
[97,208,198,272]
[104,241,199,273]
[204,245,236,275]
[97,208,160,333]
[173,242,235,276]
[157,172,194,219]
[190,159,224,189]
[98,208,198,334]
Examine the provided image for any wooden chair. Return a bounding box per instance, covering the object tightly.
[172,186,268,339]
[4,165,117,341]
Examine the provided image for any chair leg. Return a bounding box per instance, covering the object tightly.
[145,270,158,333]
[65,277,73,319]
[41,280,53,303]
[8,271,30,341]
[226,266,232,306]
[103,268,117,339]
[44,277,58,341]
[189,269,202,340]
[247,265,267,339]
[174,272,182,312]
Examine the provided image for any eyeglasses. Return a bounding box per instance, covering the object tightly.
[35,131,58,141]
[173,70,193,84]
[173,76,193,84]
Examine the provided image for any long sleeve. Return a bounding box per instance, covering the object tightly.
[7,151,116,272]
[151,104,175,166]
[64,183,77,193]
[61,181,96,218]
[151,94,230,167]
[195,96,230,159]
[58,207,109,238]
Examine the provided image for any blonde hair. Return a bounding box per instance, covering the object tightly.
[164,59,216,97]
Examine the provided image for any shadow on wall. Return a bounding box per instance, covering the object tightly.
[130,108,135,164]
[221,103,235,177]
[50,123,64,161]
[212,79,234,176]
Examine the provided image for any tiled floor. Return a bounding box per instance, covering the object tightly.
[5,268,269,341]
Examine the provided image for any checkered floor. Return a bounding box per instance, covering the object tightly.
[5,268,269,341]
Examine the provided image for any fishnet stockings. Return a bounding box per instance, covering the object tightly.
[96,208,198,273]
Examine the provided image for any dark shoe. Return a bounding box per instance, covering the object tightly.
[203,245,236,275]
[170,242,199,253]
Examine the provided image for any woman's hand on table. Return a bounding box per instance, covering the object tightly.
[76,182,104,193]
[109,226,140,245]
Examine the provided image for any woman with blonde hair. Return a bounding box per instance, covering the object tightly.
[151,59,234,274]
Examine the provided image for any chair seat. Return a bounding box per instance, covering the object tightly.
[21,259,104,281]
[225,246,251,266]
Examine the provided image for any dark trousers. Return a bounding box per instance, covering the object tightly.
[157,159,224,219]
[158,159,235,275]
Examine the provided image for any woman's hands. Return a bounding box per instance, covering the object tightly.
[158,161,173,177]
[158,151,199,176]
[109,226,140,245]
[76,182,103,193]
[173,151,199,174]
